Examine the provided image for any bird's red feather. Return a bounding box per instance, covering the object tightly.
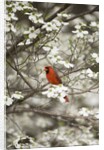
[46,66,62,85]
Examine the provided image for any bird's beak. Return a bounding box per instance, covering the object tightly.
[44,68,47,72]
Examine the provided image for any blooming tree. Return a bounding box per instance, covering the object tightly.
[6,1,99,149]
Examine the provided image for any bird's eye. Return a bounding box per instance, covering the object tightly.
[44,67,49,73]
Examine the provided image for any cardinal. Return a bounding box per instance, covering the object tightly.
[44,66,69,102]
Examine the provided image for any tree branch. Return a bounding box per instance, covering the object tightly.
[66,6,99,22]
[45,4,70,22]
[6,108,98,128]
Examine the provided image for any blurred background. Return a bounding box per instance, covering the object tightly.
[6,1,99,149]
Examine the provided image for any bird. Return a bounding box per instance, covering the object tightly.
[44,66,69,102]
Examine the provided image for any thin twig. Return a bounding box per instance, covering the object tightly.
[6,60,34,90]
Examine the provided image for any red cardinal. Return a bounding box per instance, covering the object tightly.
[44,66,69,102]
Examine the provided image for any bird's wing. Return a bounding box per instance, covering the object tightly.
[54,71,62,84]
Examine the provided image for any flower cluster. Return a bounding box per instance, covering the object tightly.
[42,19,62,32]
[72,23,88,38]
[78,107,99,119]
[6,12,18,22]
[42,84,69,103]
[5,96,14,106]
[6,1,34,33]
[43,46,74,68]
[6,22,17,33]
[90,21,99,28]
[24,26,39,39]
[42,18,69,32]
[78,107,93,117]
[11,91,24,100]
[5,91,24,106]
[72,22,99,44]
[91,53,99,63]
[25,12,44,24]
[18,27,40,45]
[6,1,34,13]
[82,68,98,79]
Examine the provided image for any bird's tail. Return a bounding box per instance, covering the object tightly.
[64,96,69,102]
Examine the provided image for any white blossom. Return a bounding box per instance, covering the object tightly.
[75,24,81,30]
[39,18,44,24]
[79,107,92,117]
[63,62,74,68]
[80,23,87,27]
[57,60,65,65]
[43,46,51,51]
[72,30,84,38]
[42,19,61,32]
[53,19,62,27]
[6,1,32,13]
[16,5,23,11]
[5,97,14,106]
[90,21,97,27]
[42,22,58,31]
[6,13,18,21]
[62,14,68,18]
[91,53,98,58]
[29,14,37,23]
[82,69,98,79]
[42,87,58,98]
[48,47,61,63]
[91,53,99,63]
[55,84,68,92]
[57,13,63,17]
[47,47,74,68]
[58,60,74,68]
[82,30,89,35]
[11,91,24,100]
[42,85,69,103]
[94,112,99,119]
[24,26,40,39]
[42,22,54,32]
[50,47,59,55]
[62,22,69,26]
[48,55,62,64]
[57,13,71,20]
[57,13,68,18]
[29,32,38,39]
[72,30,79,34]
[18,42,24,46]
[23,5,33,10]
[6,22,16,33]
[72,23,88,38]
[25,39,32,45]
[6,3,17,12]
[28,12,44,24]
[86,68,94,77]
